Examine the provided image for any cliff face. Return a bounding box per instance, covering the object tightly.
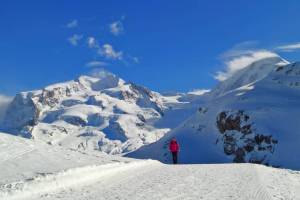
[216,110,277,164]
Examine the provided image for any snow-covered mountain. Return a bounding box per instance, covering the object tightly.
[210,56,289,97]
[129,58,300,170]
[2,54,300,170]
[1,71,184,154]
[2,54,300,199]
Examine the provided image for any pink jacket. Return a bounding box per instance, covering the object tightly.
[169,139,179,152]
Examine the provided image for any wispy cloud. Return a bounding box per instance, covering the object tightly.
[215,50,280,81]
[276,42,300,52]
[66,20,78,28]
[220,41,259,59]
[109,20,124,36]
[0,95,13,123]
[64,18,138,65]
[98,44,123,60]
[86,37,128,62]
[188,89,211,96]
[85,61,108,67]
[68,34,83,46]
[88,68,117,79]
[87,37,99,48]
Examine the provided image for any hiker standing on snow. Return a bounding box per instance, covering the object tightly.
[169,138,180,164]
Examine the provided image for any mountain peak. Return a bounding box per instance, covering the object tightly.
[78,70,125,91]
[210,56,289,97]
[215,51,287,82]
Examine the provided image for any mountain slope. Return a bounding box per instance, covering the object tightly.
[129,61,300,170]
[210,56,288,97]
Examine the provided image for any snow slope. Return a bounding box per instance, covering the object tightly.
[0,132,143,200]
[0,132,133,185]
[210,56,288,98]
[129,61,300,170]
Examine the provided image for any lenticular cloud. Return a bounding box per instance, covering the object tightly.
[215,50,280,81]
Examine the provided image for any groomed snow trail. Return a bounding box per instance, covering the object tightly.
[2,161,299,200]
[0,160,155,200]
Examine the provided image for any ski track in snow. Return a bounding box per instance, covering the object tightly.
[2,160,299,200]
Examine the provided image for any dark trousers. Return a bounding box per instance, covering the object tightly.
[171,152,178,164]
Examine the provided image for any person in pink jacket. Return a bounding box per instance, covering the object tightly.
[169,138,180,164]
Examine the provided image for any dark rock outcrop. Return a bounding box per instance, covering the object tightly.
[216,110,278,165]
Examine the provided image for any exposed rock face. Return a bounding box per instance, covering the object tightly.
[127,83,164,116]
[216,110,278,164]
[3,81,82,133]
[3,93,40,133]
[273,62,300,88]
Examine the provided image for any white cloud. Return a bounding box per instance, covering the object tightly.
[98,44,123,60]
[276,42,300,52]
[88,68,116,79]
[68,34,83,46]
[215,50,279,81]
[109,21,124,36]
[87,37,99,48]
[220,41,259,59]
[85,61,108,67]
[66,20,78,28]
[188,89,211,96]
[0,95,13,123]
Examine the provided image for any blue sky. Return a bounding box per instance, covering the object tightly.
[1,0,300,96]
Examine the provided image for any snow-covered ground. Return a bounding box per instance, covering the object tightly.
[0,132,133,196]
[41,163,299,200]
[1,132,300,200]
